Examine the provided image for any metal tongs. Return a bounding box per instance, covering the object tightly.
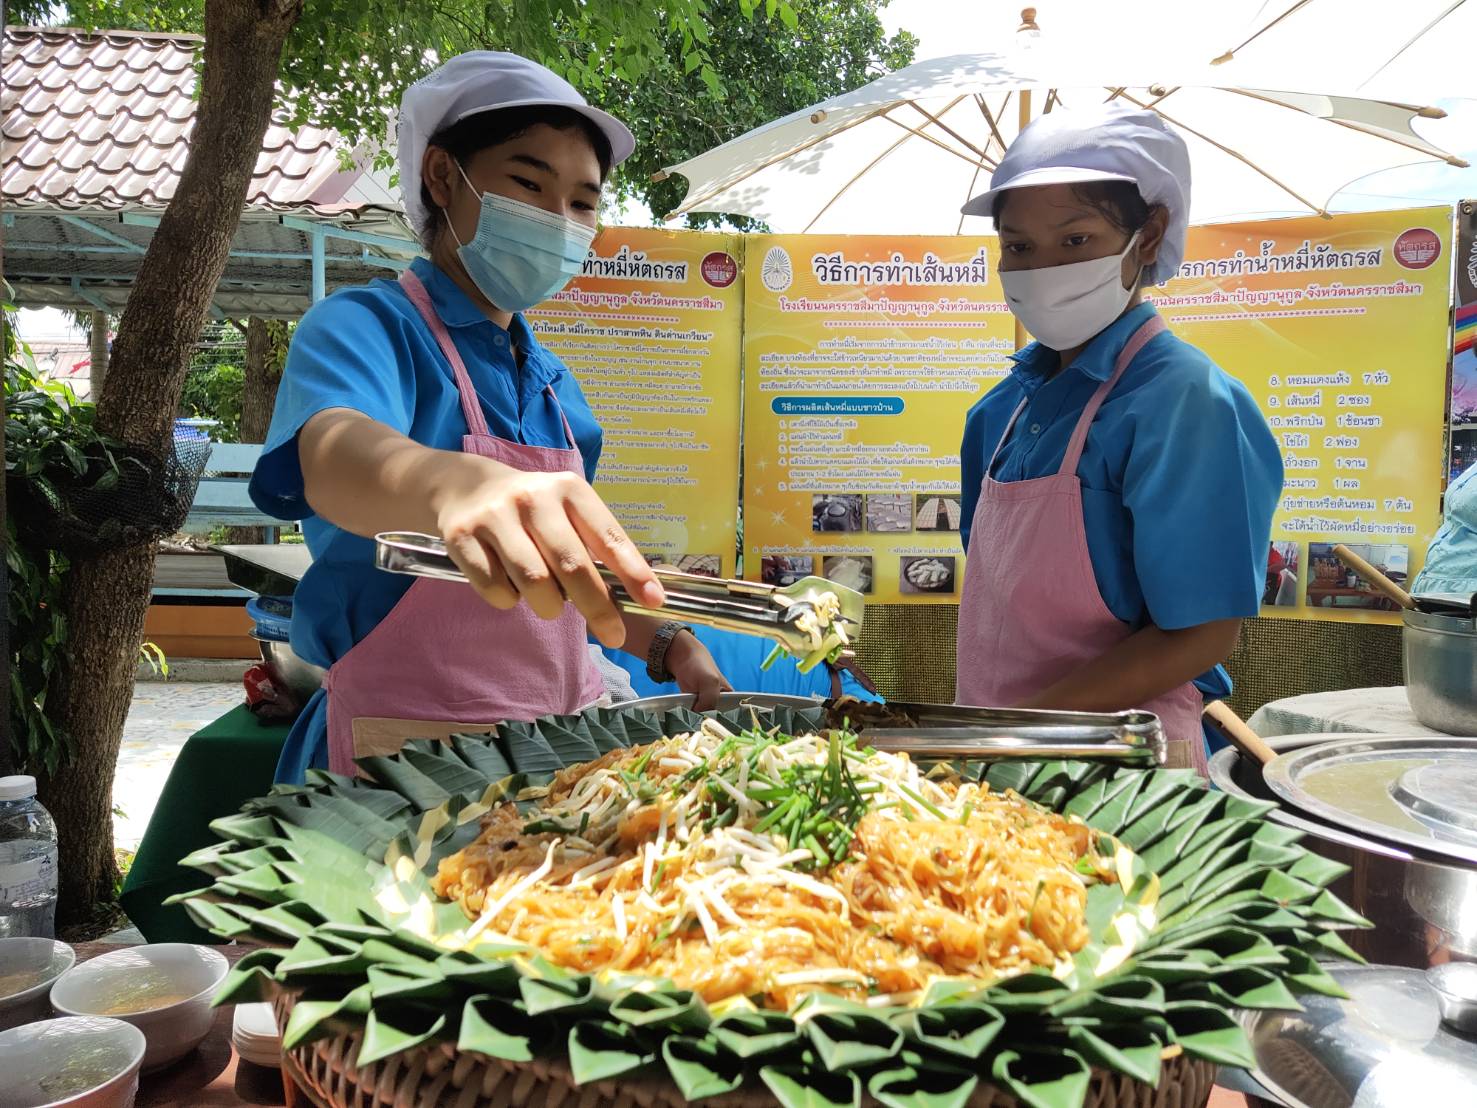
[374,532,865,662]
[826,700,1168,765]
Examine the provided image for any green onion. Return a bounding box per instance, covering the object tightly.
[803,834,830,869]
[897,782,947,821]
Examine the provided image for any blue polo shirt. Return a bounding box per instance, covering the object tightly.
[1415,463,1477,596]
[249,257,602,782]
[960,302,1283,718]
[598,625,882,702]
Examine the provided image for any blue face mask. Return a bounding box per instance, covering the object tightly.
[445,162,597,313]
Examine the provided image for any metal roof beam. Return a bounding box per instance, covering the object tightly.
[58,213,145,251]
[69,277,112,313]
[278,215,417,253]
[5,241,382,265]
[359,248,409,272]
[309,226,325,302]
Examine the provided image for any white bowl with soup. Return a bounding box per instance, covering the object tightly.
[50,944,229,1071]
[0,1015,146,1108]
[0,938,76,1031]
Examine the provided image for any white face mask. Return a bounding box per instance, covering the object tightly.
[999,232,1141,351]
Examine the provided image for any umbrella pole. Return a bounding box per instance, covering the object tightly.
[1012,89,1032,352]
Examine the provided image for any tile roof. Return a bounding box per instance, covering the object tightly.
[2,25,360,214]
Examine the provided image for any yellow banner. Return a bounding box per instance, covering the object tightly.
[741,236,1014,603]
[1154,208,1453,622]
[529,226,744,577]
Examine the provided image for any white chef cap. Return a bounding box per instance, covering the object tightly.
[397,51,636,235]
[962,104,1190,286]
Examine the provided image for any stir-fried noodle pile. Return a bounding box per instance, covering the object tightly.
[433,722,1113,1010]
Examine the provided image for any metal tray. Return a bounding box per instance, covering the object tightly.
[1263,736,1477,867]
[618,694,1166,763]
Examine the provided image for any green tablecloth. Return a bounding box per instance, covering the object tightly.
[120,704,290,943]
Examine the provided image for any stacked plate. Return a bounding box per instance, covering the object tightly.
[231,1002,281,1068]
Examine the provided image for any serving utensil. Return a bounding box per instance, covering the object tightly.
[1333,543,1475,616]
[374,531,864,661]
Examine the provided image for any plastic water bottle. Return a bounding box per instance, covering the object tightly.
[0,776,59,938]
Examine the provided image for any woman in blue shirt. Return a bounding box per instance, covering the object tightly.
[954,105,1283,771]
[249,52,726,782]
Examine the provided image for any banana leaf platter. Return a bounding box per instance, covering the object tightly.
[172,703,1368,1108]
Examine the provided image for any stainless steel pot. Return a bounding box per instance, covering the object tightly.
[1209,735,1477,969]
[1404,606,1477,734]
[252,635,326,703]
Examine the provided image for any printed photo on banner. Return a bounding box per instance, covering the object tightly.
[1263,541,1301,608]
[822,555,874,594]
[812,494,863,533]
[900,556,957,596]
[760,555,814,586]
[864,493,913,533]
[1305,543,1409,611]
[915,493,963,532]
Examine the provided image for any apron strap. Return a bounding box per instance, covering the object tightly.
[398,269,490,438]
[543,384,579,452]
[988,398,1030,475]
[1058,313,1167,476]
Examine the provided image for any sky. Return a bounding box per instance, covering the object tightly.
[19,0,1477,341]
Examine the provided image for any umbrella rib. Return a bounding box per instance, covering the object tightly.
[1113,90,1329,216]
[902,99,988,160]
[1225,87,1468,166]
[1359,0,1468,94]
[879,109,991,170]
[671,102,899,216]
[974,95,1009,154]
[1210,0,1316,65]
[955,156,989,236]
[803,128,920,234]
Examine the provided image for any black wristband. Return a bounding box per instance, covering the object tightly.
[646,621,692,683]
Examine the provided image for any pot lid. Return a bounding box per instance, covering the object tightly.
[1263,737,1477,867]
[1243,963,1477,1108]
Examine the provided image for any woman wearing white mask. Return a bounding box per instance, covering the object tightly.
[954,106,1282,772]
[249,52,728,783]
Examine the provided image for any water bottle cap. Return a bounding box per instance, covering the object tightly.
[0,775,38,801]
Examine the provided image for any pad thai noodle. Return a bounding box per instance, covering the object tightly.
[433,721,1115,1010]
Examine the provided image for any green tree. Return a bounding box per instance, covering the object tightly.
[6,0,912,926]
[614,1,917,224]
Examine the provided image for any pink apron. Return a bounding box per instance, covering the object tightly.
[955,315,1207,773]
[322,269,605,774]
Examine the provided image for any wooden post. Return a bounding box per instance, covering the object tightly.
[1014,88,1032,351]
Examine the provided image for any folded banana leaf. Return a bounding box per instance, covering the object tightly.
[172,705,1365,1108]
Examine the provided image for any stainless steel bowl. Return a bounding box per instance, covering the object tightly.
[1209,735,1477,968]
[251,635,325,702]
[1404,606,1477,734]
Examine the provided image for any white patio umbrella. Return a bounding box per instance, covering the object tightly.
[1203,0,1477,102]
[656,16,1467,236]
